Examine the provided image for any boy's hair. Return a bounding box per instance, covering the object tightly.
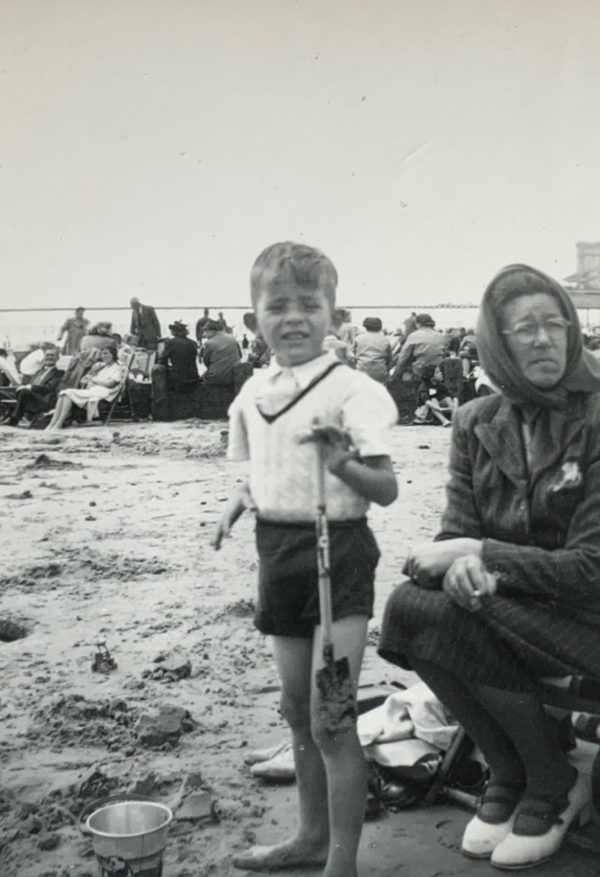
[250,241,338,310]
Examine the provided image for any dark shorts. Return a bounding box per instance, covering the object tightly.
[254,517,380,638]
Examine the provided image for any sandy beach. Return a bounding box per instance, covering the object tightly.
[0,419,598,877]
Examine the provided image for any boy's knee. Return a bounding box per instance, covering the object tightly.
[280,691,311,730]
[310,714,356,752]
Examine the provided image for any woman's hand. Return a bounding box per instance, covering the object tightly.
[211,482,255,550]
[443,554,497,611]
[403,538,483,588]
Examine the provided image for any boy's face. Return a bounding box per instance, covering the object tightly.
[255,281,332,366]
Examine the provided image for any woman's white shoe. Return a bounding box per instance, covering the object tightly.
[461,812,516,859]
[490,772,590,870]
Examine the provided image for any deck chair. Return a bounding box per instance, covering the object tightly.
[424,675,600,852]
[103,352,136,425]
[0,388,18,419]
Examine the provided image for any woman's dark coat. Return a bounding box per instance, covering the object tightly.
[440,393,600,617]
[379,391,600,688]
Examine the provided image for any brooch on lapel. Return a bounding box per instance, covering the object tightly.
[550,461,582,493]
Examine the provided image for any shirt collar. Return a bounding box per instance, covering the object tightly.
[265,351,337,389]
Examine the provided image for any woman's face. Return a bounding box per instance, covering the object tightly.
[101,347,115,365]
[501,292,569,389]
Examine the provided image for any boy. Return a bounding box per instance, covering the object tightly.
[213,242,398,876]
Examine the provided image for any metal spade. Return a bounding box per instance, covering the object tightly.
[314,442,357,735]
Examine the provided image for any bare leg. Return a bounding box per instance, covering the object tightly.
[232,635,329,871]
[425,400,451,426]
[312,615,368,877]
[46,396,73,430]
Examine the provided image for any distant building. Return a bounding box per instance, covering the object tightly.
[564,242,600,309]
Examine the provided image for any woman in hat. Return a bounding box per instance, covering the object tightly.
[158,321,199,392]
[379,265,600,869]
[353,317,393,383]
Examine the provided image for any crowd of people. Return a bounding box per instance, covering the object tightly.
[0,291,484,431]
[0,299,252,428]
[5,290,600,431]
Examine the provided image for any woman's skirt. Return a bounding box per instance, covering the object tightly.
[378,581,600,691]
[61,385,117,421]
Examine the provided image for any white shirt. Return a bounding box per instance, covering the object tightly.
[228,352,397,522]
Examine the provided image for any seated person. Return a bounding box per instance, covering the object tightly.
[0,348,21,388]
[413,363,458,426]
[158,320,199,392]
[80,321,118,352]
[247,333,270,369]
[353,317,393,383]
[200,319,241,385]
[46,345,124,429]
[322,332,350,363]
[389,328,405,369]
[389,313,446,382]
[1,348,64,427]
[379,264,600,869]
[459,332,478,377]
[58,347,104,390]
[440,356,464,401]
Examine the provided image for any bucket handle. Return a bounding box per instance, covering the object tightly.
[79,793,156,836]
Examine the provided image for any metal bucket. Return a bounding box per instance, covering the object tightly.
[86,800,172,877]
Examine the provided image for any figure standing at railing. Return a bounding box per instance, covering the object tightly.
[57,307,88,355]
[129,297,161,351]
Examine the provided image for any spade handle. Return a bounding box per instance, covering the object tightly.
[315,443,333,649]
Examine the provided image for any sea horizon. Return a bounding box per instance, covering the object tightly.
[2,302,600,349]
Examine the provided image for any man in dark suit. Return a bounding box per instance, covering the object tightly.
[2,349,64,426]
[130,297,161,350]
[195,308,210,342]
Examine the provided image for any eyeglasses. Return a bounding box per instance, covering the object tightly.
[501,317,570,344]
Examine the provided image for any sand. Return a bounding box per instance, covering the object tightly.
[0,420,597,877]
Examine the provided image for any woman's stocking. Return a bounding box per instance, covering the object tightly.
[476,685,576,798]
[411,658,525,789]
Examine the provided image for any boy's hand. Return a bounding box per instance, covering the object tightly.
[211,483,255,550]
[299,421,359,476]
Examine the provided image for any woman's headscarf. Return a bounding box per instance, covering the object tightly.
[476,264,600,409]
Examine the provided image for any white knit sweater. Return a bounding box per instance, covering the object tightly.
[227,352,397,522]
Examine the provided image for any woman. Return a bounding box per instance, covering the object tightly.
[46,345,123,429]
[158,320,199,392]
[353,317,393,383]
[413,363,458,426]
[379,265,600,870]
[80,321,117,352]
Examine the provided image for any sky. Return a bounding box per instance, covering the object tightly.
[2,0,600,311]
